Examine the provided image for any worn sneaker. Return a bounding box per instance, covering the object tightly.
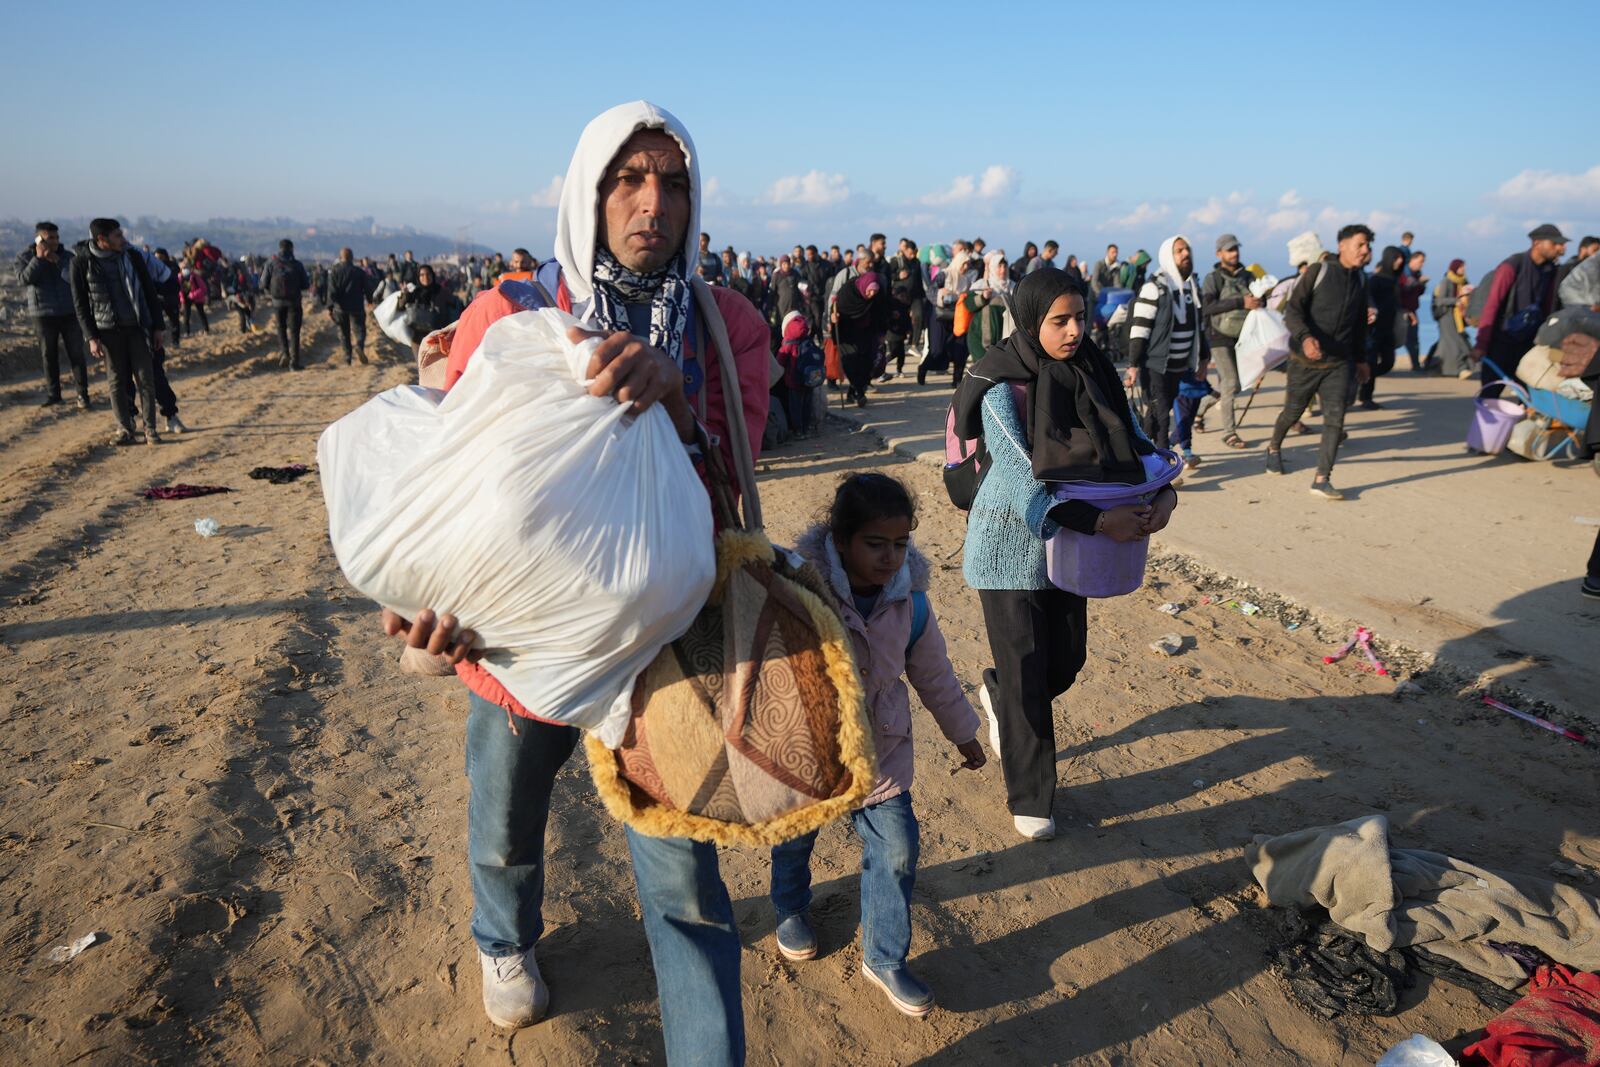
[877,372,895,384]
[1183,452,1202,471]
[110,428,136,446]
[144,428,162,447]
[862,963,934,1018]
[1359,400,1382,411]
[357,348,370,365]
[978,669,1002,759]
[1013,815,1056,841]
[775,914,818,961]
[76,394,92,411]
[479,947,549,1029]
[1581,577,1600,601]
[40,394,61,407]
[165,416,189,435]
[1309,479,1345,500]
[1265,450,1285,475]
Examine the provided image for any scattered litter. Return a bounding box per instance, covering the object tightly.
[1393,679,1424,699]
[1191,779,1206,789]
[1149,634,1184,657]
[249,464,313,484]
[45,932,103,963]
[143,484,232,501]
[1221,599,1261,616]
[1200,595,1213,605]
[193,518,221,538]
[1574,516,1600,527]
[1323,626,1387,675]
[1376,1033,1456,1066]
[1482,696,1589,746]
[1548,860,1596,885]
[1157,602,1183,615]
[1285,622,1301,631]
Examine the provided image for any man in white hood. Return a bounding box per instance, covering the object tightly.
[1124,234,1208,451]
[387,101,772,1064]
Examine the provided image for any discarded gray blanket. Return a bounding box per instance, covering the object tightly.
[1246,815,1600,988]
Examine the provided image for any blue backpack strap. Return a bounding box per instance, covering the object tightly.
[907,590,930,655]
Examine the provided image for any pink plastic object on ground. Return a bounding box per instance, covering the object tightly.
[1046,450,1183,598]
[1323,626,1387,675]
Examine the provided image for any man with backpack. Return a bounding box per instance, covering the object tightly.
[1197,234,1261,449]
[375,101,771,1065]
[1266,223,1375,500]
[1473,224,1569,392]
[1123,235,1208,451]
[260,239,310,370]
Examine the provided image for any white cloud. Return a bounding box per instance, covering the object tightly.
[1278,189,1302,208]
[764,170,851,207]
[765,218,796,233]
[702,176,726,206]
[921,164,1018,205]
[1101,202,1170,230]
[1263,208,1311,234]
[1465,215,1503,238]
[528,176,563,208]
[1367,210,1404,236]
[1494,164,1600,210]
[1187,197,1225,227]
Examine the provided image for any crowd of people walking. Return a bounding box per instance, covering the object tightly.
[10,95,1600,1066]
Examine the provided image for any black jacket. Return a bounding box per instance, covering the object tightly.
[770,269,805,323]
[328,261,373,313]
[15,246,77,317]
[889,254,925,304]
[1284,257,1369,365]
[69,240,164,340]
[260,254,310,307]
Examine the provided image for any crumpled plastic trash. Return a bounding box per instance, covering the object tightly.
[194,518,220,538]
[1157,602,1183,615]
[46,932,103,963]
[1376,1033,1456,1066]
[1149,634,1184,656]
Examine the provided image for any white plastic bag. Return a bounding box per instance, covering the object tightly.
[1235,308,1292,391]
[373,290,409,346]
[318,307,715,746]
[1376,1033,1456,1066]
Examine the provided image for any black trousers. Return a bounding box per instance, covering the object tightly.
[35,315,89,399]
[184,301,209,332]
[162,300,182,343]
[1361,319,1397,402]
[840,338,875,399]
[123,336,178,419]
[274,302,304,366]
[1142,368,1186,449]
[978,587,1088,818]
[100,326,157,434]
[1269,358,1351,478]
[330,307,366,359]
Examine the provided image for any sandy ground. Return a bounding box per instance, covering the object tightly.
[834,366,1600,714]
[1,322,1597,1066]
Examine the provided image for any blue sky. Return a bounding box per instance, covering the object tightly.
[5,1,1598,275]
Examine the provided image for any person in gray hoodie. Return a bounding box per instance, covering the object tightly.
[69,218,165,445]
[14,222,91,408]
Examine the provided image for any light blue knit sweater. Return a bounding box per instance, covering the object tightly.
[962,382,1059,590]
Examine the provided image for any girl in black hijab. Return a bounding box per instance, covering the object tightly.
[955,267,1178,841]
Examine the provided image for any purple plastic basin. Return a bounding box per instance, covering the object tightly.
[1046,450,1182,598]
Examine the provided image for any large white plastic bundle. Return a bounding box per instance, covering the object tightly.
[1235,309,1293,391]
[318,307,715,746]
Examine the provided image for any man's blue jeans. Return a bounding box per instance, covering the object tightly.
[626,828,745,1066]
[769,792,920,969]
[465,693,579,956]
[465,694,744,1065]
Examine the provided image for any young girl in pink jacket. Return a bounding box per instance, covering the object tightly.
[774,473,985,1017]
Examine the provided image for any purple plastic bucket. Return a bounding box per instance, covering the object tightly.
[1046,450,1182,598]
[1466,380,1526,455]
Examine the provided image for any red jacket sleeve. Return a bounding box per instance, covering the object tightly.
[708,287,772,468]
[1473,262,1515,358]
[443,287,522,390]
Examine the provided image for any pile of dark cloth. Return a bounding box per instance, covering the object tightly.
[248,464,312,484]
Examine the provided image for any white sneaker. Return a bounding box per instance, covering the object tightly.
[479,946,549,1028]
[165,416,189,435]
[1013,815,1056,841]
[977,680,1002,759]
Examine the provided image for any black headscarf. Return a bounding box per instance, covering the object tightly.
[954,267,1151,483]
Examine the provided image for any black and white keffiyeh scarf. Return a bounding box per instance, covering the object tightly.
[590,248,691,366]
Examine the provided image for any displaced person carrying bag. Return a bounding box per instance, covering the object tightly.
[346,101,777,1066]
